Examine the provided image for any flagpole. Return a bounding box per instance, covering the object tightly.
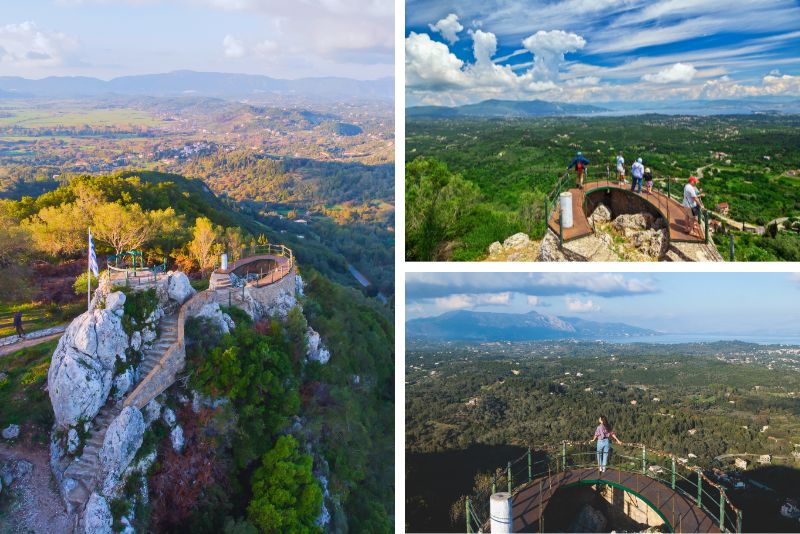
[88,227,91,312]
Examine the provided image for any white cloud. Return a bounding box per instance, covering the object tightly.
[565,297,600,312]
[642,62,697,84]
[0,21,78,68]
[429,13,463,44]
[527,295,540,306]
[406,25,585,104]
[434,292,512,311]
[522,30,586,82]
[405,31,466,89]
[222,34,246,58]
[254,40,278,55]
[699,74,800,98]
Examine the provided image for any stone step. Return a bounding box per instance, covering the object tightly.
[66,480,91,508]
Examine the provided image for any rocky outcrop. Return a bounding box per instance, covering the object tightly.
[47,297,130,429]
[486,232,541,262]
[98,406,145,495]
[84,492,113,534]
[306,327,331,364]
[188,302,235,334]
[156,271,195,310]
[2,424,20,440]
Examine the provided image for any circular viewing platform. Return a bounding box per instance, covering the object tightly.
[468,442,742,534]
[209,244,294,291]
[548,178,707,244]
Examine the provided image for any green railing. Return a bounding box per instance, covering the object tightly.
[107,253,168,288]
[465,442,742,533]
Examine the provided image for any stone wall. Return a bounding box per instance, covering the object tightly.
[584,187,666,223]
[598,483,666,528]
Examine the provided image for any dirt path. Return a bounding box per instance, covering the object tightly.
[0,441,71,533]
[0,331,63,358]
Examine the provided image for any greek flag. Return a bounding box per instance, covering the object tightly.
[88,229,99,277]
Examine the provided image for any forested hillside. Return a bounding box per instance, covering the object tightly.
[406,115,800,261]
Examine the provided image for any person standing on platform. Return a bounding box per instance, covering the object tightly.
[631,158,645,194]
[568,151,590,189]
[616,152,626,185]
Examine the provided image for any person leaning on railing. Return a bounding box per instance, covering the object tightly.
[682,176,705,235]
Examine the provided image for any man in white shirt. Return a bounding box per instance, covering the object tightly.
[682,176,705,235]
[616,152,626,185]
[631,158,644,193]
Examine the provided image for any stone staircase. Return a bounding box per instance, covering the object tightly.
[61,311,180,513]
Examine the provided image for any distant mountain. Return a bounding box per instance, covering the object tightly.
[0,70,393,101]
[407,99,607,118]
[406,310,657,341]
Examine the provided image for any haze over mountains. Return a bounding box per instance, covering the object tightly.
[406,96,800,118]
[406,310,657,342]
[0,70,394,101]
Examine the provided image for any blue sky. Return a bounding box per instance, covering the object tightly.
[405,0,800,105]
[0,0,393,80]
[405,272,800,336]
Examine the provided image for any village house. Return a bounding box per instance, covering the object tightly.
[715,202,730,216]
[758,454,772,465]
[735,457,749,469]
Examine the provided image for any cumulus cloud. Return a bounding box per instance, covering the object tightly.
[429,13,463,44]
[527,295,540,306]
[406,23,586,104]
[642,62,697,84]
[698,74,800,98]
[222,34,246,58]
[565,297,600,313]
[522,30,586,82]
[0,21,77,68]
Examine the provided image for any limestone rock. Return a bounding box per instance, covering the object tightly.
[488,241,503,256]
[306,327,331,364]
[588,204,612,226]
[84,492,113,534]
[2,424,20,440]
[67,428,80,454]
[170,425,184,453]
[162,407,176,428]
[569,504,607,532]
[538,230,568,261]
[105,291,126,316]
[112,368,134,400]
[167,271,195,304]
[189,302,234,335]
[613,212,654,232]
[99,407,145,489]
[268,290,298,319]
[503,232,531,249]
[143,399,162,425]
[130,331,142,351]
[295,274,305,296]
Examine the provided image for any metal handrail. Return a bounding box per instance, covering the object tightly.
[465,441,742,533]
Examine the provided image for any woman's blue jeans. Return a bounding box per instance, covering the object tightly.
[596,438,610,468]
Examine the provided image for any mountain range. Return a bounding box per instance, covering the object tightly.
[406,99,607,118]
[0,70,393,101]
[406,310,657,341]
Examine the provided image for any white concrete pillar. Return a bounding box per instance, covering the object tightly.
[559,192,574,228]
[221,253,228,271]
[490,492,513,533]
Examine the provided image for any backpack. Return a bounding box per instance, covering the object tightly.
[576,161,584,172]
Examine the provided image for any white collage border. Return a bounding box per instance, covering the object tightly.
[392,2,800,531]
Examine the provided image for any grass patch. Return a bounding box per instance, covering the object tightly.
[190,278,209,291]
[0,301,82,338]
[0,339,58,439]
